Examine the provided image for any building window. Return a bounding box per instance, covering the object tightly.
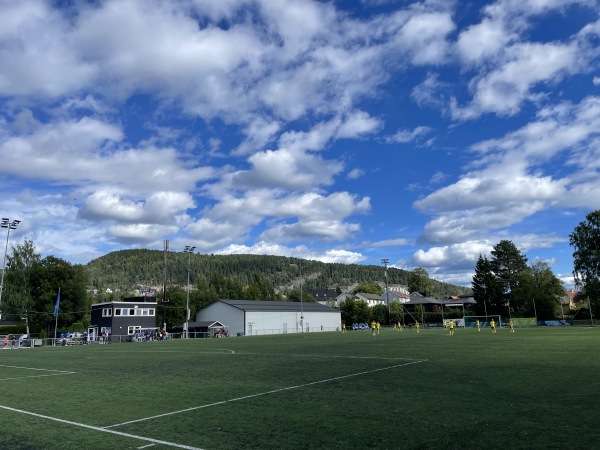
[128,326,141,335]
[102,308,112,317]
[114,308,121,316]
[149,308,155,316]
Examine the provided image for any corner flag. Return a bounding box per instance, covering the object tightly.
[53,289,61,318]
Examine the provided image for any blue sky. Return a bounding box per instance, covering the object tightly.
[1,0,599,287]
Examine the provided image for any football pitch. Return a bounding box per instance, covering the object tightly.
[1,327,599,449]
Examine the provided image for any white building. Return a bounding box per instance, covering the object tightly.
[195,300,342,336]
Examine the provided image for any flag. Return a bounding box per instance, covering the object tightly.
[53,289,60,318]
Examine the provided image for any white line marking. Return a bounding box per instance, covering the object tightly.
[0,405,203,450]
[137,444,156,449]
[238,353,416,360]
[106,359,427,429]
[0,364,76,380]
[0,364,74,373]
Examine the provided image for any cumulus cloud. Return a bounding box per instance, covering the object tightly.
[216,241,366,264]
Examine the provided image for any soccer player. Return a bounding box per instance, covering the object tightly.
[376,321,381,335]
[342,323,346,333]
[509,319,515,333]
[490,319,497,334]
[398,321,403,333]
[449,320,455,336]
[415,321,420,333]
[476,319,481,331]
[371,320,377,336]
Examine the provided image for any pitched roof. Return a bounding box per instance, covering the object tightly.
[219,299,338,313]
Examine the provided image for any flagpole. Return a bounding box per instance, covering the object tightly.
[53,288,60,342]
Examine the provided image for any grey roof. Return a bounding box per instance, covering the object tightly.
[404,296,442,305]
[220,299,339,313]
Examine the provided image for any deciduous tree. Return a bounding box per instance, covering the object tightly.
[570,210,600,315]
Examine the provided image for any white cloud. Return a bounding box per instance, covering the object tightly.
[216,241,366,264]
[347,168,365,180]
[393,11,455,65]
[387,126,432,143]
[453,42,577,119]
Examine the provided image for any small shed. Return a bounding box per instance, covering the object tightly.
[195,299,341,336]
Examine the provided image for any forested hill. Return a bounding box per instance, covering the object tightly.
[86,249,471,297]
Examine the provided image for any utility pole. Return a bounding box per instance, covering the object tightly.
[382,258,390,324]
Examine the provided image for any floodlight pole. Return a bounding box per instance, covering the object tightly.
[162,240,169,332]
[382,259,390,325]
[299,261,304,332]
[0,218,21,321]
[183,245,196,339]
[290,260,304,333]
[532,298,538,323]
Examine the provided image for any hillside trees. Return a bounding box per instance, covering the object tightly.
[570,210,600,316]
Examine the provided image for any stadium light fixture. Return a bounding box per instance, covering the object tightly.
[0,218,21,321]
[183,245,196,339]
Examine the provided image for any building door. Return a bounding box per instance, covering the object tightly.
[87,326,98,343]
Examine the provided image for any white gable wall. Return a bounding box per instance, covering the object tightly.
[196,301,341,336]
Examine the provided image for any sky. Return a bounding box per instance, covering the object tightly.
[1,0,600,288]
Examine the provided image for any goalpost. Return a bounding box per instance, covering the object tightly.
[464,315,502,328]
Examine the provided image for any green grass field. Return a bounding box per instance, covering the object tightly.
[1,327,599,449]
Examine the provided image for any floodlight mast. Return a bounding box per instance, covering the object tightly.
[290,260,304,333]
[162,240,169,332]
[183,245,196,339]
[0,218,21,321]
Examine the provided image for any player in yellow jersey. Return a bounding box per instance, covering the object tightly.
[476,319,481,331]
[371,320,376,336]
[342,323,346,333]
[509,319,515,332]
[415,321,420,333]
[490,319,497,334]
[398,321,402,332]
[376,321,381,335]
[449,320,455,336]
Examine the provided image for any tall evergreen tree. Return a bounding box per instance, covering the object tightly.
[472,254,502,314]
[490,240,528,312]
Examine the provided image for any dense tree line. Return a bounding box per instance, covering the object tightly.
[472,240,563,319]
[2,240,91,334]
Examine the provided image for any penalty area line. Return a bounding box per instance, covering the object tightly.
[0,405,204,450]
[106,359,428,429]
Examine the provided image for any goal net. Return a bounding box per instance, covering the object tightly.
[464,315,502,328]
